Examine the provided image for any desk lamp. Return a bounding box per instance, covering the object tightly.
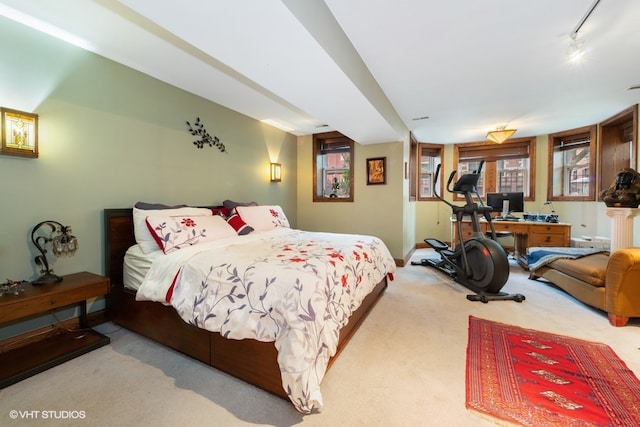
[543,201,559,223]
[31,220,78,285]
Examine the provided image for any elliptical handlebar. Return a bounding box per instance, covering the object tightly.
[432,160,486,207]
[446,170,458,194]
[432,164,453,208]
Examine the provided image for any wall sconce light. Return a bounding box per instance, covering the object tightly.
[1,107,38,158]
[486,126,516,144]
[31,220,79,285]
[270,162,282,182]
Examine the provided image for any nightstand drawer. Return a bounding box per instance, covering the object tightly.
[16,281,107,316]
[0,272,109,324]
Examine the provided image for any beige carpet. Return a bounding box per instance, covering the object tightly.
[1,249,639,427]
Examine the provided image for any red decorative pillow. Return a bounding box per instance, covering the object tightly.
[210,207,231,218]
[226,209,254,235]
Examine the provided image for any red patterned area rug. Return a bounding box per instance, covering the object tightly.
[466,316,640,426]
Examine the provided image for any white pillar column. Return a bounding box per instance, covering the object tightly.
[605,208,640,252]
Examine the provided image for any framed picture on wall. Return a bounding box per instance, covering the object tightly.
[367,157,386,185]
[1,107,38,158]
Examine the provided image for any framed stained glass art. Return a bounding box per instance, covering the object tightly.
[1,107,38,158]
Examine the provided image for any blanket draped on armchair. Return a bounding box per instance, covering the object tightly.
[527,247,606,271]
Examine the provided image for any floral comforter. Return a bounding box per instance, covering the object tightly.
[135,228,396,413]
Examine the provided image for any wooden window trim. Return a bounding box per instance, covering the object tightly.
[416,142,444,201]
[409,132,417,201]
[547,125,597,201]
[312,131,354,202]
[453,137,536,201]
[597,105,637,198]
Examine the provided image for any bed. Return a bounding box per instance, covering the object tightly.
[103,204,395,413]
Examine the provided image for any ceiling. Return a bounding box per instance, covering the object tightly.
[1,0,640,145]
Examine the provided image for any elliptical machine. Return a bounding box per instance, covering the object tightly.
[412,161,525,303]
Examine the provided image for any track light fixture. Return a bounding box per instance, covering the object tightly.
[567,0,601,63]
[568,35,586,63]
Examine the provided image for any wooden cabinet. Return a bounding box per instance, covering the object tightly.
[451,219,571,267]
[527,223,569,246]
[0,272,110,388]
[598,105,637,198]
[453,221,478,241]
[490,222,529,235]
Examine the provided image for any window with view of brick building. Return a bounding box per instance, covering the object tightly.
[453,137,536,201]
[313,131,354,202]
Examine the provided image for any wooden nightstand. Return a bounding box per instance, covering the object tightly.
[0,271,110,388]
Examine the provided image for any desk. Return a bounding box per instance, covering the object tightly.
[451,218,571,268]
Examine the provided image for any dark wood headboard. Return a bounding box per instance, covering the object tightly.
[103,206,224,288]
[103,208,135,289]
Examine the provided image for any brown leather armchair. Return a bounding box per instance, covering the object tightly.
[529,248,640,326]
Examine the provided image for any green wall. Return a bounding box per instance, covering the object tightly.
[1,17,414,339]
[0,17,297,287]
[296,135,411,261]
[6,10,637,343]
[4,15,637,293]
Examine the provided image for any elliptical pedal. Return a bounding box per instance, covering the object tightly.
[424,238,448,251]
[441,249,454,258]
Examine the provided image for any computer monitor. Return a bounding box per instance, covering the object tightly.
[486,192,524,217]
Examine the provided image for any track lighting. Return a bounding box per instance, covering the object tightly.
[567,0,600,64]
[568,35,586,63]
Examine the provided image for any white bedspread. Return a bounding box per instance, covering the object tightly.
[135,228,396,413]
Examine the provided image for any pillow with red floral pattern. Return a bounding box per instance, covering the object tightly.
[145,214,236,254]
[133,204,214,254]
[236,205,290,232]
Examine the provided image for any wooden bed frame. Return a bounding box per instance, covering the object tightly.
[103,208,388,399]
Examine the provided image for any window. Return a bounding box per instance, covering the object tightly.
[496,159,528,193]
[417,143,443,200]
[455,160,486,195]
[409,133,417,201]
[453,137,536,200]
[313,131,354,202]
[548,125,596,201]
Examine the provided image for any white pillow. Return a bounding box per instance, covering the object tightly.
[145,214,236,254]
[235,205,290,232]
[133,206,213,253]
